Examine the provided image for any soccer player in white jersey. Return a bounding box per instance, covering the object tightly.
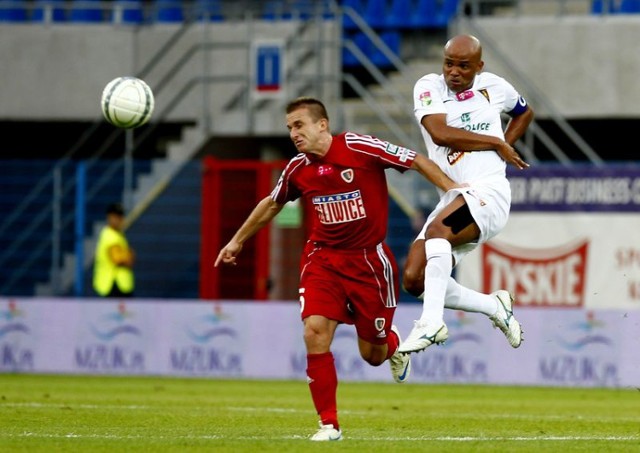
[398,34,534,355]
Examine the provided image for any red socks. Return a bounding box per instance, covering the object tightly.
[385,328,400,360]
[306,352,338,429]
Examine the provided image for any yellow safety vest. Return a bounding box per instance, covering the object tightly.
[93,225,134,296]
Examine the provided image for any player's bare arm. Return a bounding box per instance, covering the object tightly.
[422,113,529,170]
[411,154,460,192]
[504,105,534,146]
[215,196,284,267]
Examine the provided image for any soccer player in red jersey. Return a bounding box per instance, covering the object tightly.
[215,97,458,441]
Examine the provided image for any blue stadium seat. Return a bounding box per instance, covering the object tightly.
[435,0,459,27]
[113,0,144,24]
[341,0,364,30]
[386,0,412,30]
[0,0,28,22]
[262,0,291,20]
[194,0,223,21]
[619,0,640,12]
[31,0,66,22]
[411,0,438,28]
[369,30,401,68]
[343,31,368,67]
[591,0,616,14]
[363,0,387,29]
[69,0,104,22]
[154,0,183,22]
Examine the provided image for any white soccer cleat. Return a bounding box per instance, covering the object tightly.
[489,290,523,348]
[397,321,448,354]
[389,325,411,383]
[310,422,342,441]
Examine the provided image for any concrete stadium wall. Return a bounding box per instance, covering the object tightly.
[0,16,636,125]
[0,21,339,129]
[454,15,640,118]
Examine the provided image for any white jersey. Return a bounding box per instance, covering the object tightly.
[413,71,524,188]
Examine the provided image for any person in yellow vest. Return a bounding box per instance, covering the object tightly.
[93,203,135,297]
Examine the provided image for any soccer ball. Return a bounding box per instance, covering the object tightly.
[101,76,155,129]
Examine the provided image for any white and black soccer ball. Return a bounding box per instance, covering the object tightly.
[101,76,155,129]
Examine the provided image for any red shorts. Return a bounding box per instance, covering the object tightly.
[298,241,399,345]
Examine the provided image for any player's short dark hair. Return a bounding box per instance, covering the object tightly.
[106,203,125,216]
[286,97,329,122]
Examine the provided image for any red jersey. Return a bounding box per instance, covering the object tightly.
[271,132,416,249]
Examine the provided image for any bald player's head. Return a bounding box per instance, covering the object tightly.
[442,34,484,92]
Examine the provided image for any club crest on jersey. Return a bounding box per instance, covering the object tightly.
[419,91,432,106]
[479,88,490,103]
[374,318,386,331]
[317,165,333,176]
[341,169,354,183]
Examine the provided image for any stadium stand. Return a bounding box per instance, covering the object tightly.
[112,0,145,24]
[68,0,104,22]
[154,0,184,22]
[619,0,640,12]
[32,0,67,22]
[0,0,28,22]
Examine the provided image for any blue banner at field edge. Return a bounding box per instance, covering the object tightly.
[507,163,640,212]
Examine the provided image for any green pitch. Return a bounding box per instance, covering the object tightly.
[0,374,638,452]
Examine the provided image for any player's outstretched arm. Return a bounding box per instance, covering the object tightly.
[411,154,460,192]
[215,196,284,267]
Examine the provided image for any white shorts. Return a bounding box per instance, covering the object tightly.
[416,178,511,266]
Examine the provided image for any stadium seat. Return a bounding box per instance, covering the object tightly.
[194,0,223,21]
[591,0,616,14]
[411,0,438,28]
[31,0,66,22]
[262,0,291,20]
[619,0,640,12]
[386,0,412,30]
[154,0,183,22]
[363,0,387,29]
[342,31,368,67]
[369,30,401,68]
[435,0,459,27]
[69,0,104,23]
[112,0,144,24]
[0,0,28,22]
[341,0,364,30]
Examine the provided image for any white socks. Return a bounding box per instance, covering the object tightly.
[419,238,452,325]
[444,277,498,316]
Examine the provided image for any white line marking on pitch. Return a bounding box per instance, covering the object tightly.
[3,432,638,442]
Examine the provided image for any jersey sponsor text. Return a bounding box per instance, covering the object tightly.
[313,190,367,224]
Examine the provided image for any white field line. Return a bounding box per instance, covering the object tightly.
[2,432,639,442]
[3,403,640,424]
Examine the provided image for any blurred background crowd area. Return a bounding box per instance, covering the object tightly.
[0,0,637,300]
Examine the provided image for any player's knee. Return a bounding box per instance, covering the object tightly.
[403,267,424,296]
[425,221,449,239]
[303,321,331,350]
[361,352,385,367]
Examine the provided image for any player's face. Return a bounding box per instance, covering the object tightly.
[286,107,325,154]
[443,46,483,93]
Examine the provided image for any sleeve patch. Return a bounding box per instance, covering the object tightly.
[385,144,416,163]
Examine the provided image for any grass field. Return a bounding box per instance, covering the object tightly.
[0,374,638,452]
